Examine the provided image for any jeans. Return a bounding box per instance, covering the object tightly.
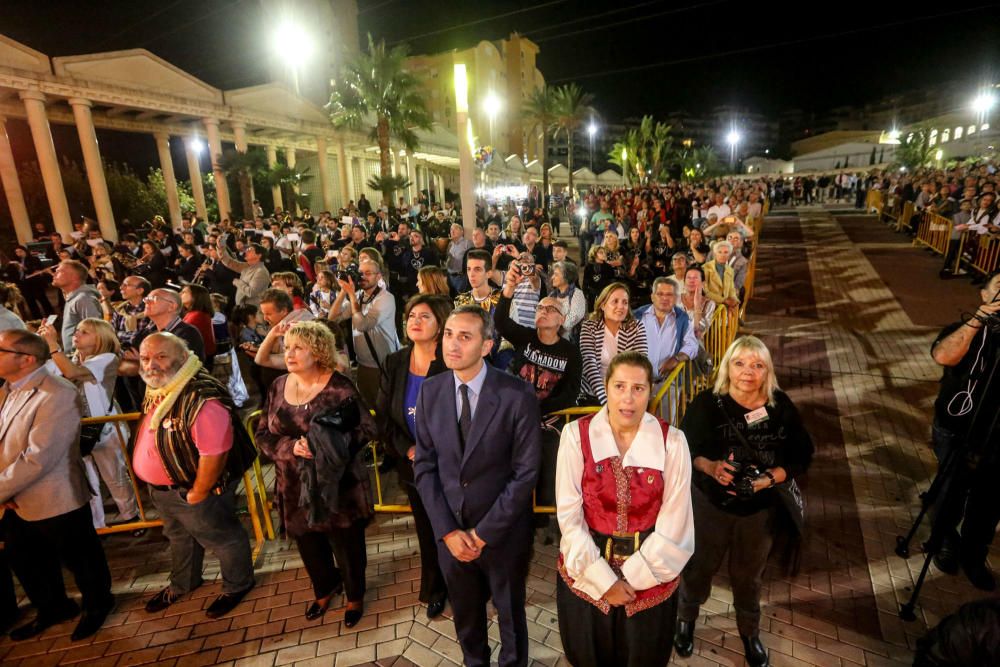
[151,485,255,595]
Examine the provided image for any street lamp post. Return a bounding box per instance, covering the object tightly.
[588,122,597,172]
[621,147,627,187]
[454,64,477,238]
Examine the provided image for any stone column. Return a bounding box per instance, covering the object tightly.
[315,135,332,212]
[407,153,417,202]
[265,145,283,213]
[69,98,117,241]
[203,118,231,221]
[184,139,209,222]
[285,147,299,215]
[153,132,182,230]
[346,153,356,208]
[0,116,32,244]
[336,140,350,210]
[20,90,72,238]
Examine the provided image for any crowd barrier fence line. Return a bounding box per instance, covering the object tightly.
[79,412,273,563]
[913,212,953,257]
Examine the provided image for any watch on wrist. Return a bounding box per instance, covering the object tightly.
[762,470,776,487]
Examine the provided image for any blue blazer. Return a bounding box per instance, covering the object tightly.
[414,364,541,546]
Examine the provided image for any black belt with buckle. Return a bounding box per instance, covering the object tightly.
[149,483,185,492]
[590,528,654,560]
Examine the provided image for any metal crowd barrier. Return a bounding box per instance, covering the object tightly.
[914,212,953,256]
[80,412,273,563]
[971,233,1000,276]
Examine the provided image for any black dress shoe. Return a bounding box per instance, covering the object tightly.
[344,603,364,628]
[71,597,114,641]
[305,599,331,621]
[10,600,80,641]
[205,584,254,619]
[673,618,695,657]
[426,598,446,620]
[961,559,997,591]
[741,634,769,667]
[145,587,183,613]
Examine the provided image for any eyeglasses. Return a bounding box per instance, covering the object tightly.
[537,305,564,315]
[0,347,29,356]
[143,295,163,303]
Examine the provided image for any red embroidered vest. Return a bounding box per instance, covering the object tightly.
[559,413,680,616]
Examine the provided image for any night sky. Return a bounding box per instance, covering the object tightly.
[4,0,998,121]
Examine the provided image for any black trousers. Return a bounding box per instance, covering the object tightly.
[677,487,774,637]
[557,577,676,667]
[295,521,368,601]
[931,421,1000,563]
[438,521,532,667]
[3,504,112,617]
[400,475,447,604]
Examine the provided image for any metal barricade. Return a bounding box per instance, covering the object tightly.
[914,212,953,255]
[971,234,1000,276]
[82,412,272,564]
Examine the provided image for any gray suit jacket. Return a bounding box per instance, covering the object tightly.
[0,367,90,520]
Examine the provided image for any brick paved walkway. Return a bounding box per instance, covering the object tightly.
[0,206,994,666]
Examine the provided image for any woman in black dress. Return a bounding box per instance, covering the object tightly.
[255,321,376,626]
[375,294,453,619]
[674,335,813,667]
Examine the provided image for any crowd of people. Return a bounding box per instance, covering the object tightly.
[0,178,817,666]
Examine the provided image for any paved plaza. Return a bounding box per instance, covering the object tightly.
[0,206,995,666]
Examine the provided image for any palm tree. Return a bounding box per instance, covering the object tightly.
[266,164,313,215]
[521,86,557,212]
[609,129,642,186]
[894,123,936,171]
[218,147,267,220]
[328,35,432,208]
[551,83,595,200]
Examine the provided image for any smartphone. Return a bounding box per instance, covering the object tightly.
[45,314,58,326]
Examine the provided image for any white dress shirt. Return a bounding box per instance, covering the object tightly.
[453,361,488,421]
[556,408,694,600]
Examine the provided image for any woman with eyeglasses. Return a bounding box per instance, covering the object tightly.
[375,294,454,620]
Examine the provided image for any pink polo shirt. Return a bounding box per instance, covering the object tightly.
[132,398,234,486]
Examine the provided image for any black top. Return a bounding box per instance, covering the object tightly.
[932,321,1000,441]
[494,295,582,415]
[681,389,814,515]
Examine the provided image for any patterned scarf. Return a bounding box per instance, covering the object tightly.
[142,352,202,431]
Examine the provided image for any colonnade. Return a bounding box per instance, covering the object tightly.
[0,92,458,245]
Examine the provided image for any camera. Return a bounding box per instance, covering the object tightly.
[726,459,762,501]
[518,261,535,276]
[338,263,362,286]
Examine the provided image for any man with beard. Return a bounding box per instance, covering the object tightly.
[133,333,257,618]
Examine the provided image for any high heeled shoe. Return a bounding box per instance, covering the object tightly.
[344,601,364,628]
[305,582,344,621]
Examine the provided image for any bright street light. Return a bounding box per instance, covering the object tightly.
[273,21,314,94]
[972,92,997,115]
[727,130,741,146]
[483,92,501,144]
[188,138,205,154]
[588,123,597,138]
[587,122,597,171]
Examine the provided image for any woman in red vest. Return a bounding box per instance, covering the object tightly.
[555,351,694,666]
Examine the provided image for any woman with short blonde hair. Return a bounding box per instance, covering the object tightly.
[674,335,813,667]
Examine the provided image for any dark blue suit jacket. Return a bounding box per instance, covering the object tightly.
[414,364,541,546]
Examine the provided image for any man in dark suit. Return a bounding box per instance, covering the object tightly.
[414,305,541,667]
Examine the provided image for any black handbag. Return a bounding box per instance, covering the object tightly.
[78,423,104,457]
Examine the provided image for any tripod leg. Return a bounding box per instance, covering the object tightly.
[900,548,934,621]
[896,439,963,558]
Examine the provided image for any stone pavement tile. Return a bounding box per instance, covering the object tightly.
[157,638,205,659]
[316,634,359,657]
[115,646,164,666]
[335,646,377,666]
[401,642,442,667]
[234,653,277,667]
[174,651,221,667]
[217,639,264,662]
[274,642,318,665]
[49,641,107,664]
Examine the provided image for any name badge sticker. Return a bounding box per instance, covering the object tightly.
[744,407,769,425]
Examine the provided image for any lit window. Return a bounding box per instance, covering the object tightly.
[929,129,938,146]
[942,129,949,143]
[969,125,976,135]
[955,126,963,140]
[982,123,991,131]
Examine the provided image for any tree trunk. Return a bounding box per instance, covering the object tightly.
[377,116,392,207]
[240,171,253,220]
